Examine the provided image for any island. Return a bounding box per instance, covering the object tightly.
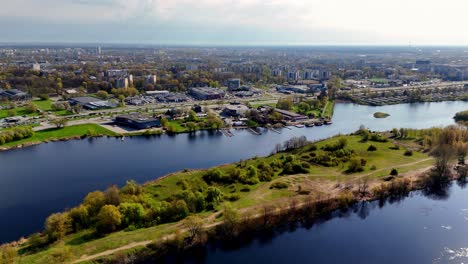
[7,126,466,264]
[373,112,390,118]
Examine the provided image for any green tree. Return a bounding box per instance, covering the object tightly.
[83,191,106,216]
[24,103,38,114]
[276,97,293,110]
[96,205,122,233]
[184,215,203,242]
[96,90,109,100]
[118,203,146,227]
[187,110,198,122]
[69,205,89,232]
[45,212,71,242]
[56,78,63,95]
[206,187,222,205]
[120,180,142,195]
[50,117,68,128]
[186,122,197,132]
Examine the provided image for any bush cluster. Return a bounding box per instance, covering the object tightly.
[0,127,34,145]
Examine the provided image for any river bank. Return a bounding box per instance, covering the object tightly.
[11,128,455,263]
[96,166,461,264]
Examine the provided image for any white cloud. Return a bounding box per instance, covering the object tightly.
[1,0,468,44]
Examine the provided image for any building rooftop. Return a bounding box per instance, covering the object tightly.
[116,113,158,123]
[69,96,102,104]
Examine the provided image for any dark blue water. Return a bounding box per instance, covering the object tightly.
[0,101,467,242]
[193,183,468,264]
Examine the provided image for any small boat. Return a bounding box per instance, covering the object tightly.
[295,124,305,128]
[315,122,323,126]
[305,123,315,127]
[324,120,333,125]
[121,136,125,141]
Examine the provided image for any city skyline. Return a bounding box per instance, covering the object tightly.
[2,0,468,45]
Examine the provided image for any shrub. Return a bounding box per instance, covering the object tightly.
[390,168,399,176]
[389,144,400,150]
[404,150,413,156]
[270,182,289,189]
[370,165,377,170]
[347,158,364,173]
[367,145,377,151]
[226,194,241,201]
[240,187,250,192]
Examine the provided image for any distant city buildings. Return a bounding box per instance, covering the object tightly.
[144,74,157,85]
[115,77,129,89]
[286,71,300,81]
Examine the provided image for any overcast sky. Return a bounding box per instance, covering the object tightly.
[0,0,467,45]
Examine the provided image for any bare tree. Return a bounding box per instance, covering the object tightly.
[183,215,203,243]
[357,177,370,197]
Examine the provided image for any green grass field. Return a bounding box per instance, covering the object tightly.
[32,99,72,116]
[0,124,119,148]
[0,99,72,118]
[322,100,335,118]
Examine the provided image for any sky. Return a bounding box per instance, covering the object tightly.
[0,0,467,45]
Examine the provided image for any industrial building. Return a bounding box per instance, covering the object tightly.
[0,89,30,101]
[189,87,225,100]
[68,96,116,110]
[114,113,161,129]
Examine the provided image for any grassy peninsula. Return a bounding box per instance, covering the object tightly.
[0,124,119,150]
[3,126,467,264]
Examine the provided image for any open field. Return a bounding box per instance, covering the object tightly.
[0,124,119,149]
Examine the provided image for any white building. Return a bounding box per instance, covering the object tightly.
[32,63,40,71]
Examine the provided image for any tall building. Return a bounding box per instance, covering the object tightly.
[302,70,317,80]
[97,46,102,55]
[115,78,129,89]
[319,70,331,80]
[272,69,282,77]
[144,75,157,85]
[128,74,133,87]
[287,71,300,81]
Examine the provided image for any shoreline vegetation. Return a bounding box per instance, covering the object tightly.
[373,112,390,118]
[2,125,467,264]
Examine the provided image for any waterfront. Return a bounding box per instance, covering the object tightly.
[0,101,467,242]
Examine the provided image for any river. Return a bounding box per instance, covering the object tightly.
[0,101,466,242]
